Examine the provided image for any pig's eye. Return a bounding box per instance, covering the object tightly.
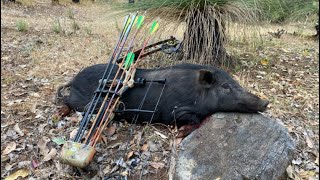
[222,83,231,89]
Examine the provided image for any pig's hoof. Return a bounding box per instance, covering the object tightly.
[177,124,200,138]
[53,105,72,120]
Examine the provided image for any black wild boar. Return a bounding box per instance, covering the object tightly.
[57,63,269,126]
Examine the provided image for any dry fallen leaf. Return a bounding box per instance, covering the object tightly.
[302,49,310,56]
[103,165,111,174]
[260,59,269,66]
[154,131,168,139]
[120,170,128,176]
[38,138,50,156]
[55,161,62,171]
[257,92,269,100]
[18,161,30,168]
[94,135,103,144]
[106,126,116,137]
[101,135,108,144]
[299,170,316,178]
[13,123,24,136]
[32,159,40,169]
[286,124,294,132]
[286,165,294,179]
[149,162,165,169]
[5,163,14,171]
[69,128,78,140]
[127,151,134,159]
[1,120,15,128]
[1,155,10,162]
[305,135,314,149]
[147,141,158,152]
[43,148,57,161]
[175,138,183,146]
[130,139,135,145]
[292,158,303,165]
[51,114,60,122]
[4,168,29,180]
[73,112,83,122]
[3,142,17,155]
[35,113,45,119]
[38,123,47,133]
[133,132,142,145]
[68,116,79,123]
[30,103,37,114]
[29,92,40,97]
[141,143,148,152]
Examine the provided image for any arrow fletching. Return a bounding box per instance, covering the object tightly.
[122,15,130,27]
[149,21,159,34]
[135,15,145,29]
[124,17,132,32]
[123,52,135,70]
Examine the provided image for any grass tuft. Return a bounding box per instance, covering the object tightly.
[246,0,319,23]
[16,20,28,32]
[84,26,93,35]
[72,20,80,32]
[52,19,63,34]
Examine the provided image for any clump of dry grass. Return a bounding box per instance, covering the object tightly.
[16,19,28,31]
[52,19,63,33]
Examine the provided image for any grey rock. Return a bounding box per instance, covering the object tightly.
[175,113,295,180]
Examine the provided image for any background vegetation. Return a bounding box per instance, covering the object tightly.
[111,0,319,68]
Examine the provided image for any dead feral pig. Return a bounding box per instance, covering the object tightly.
[56,63,269,129]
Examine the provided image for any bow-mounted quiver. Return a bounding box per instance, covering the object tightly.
[59,14,177,168]
[59,13,139,168]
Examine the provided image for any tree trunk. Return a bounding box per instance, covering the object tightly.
[179,7,234,68]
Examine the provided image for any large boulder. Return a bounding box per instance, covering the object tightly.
[175,113,295,180]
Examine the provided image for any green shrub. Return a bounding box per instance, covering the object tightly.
[245,0,319,23]
[68,9,75,20]
[16,20,28,32]
[52,19,63,34]
[84,26,92,35]
[72,20,80,32]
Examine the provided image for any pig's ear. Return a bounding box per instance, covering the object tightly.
[198,69,215,88]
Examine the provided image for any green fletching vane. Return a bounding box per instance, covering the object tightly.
[123,52,135,70]
[136,15,145,29]
[150,21,159,34]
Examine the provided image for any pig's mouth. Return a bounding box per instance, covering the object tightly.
[238,100,269,113]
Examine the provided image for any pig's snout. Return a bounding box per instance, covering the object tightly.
[259,99,269,112]
[238,91,270,113]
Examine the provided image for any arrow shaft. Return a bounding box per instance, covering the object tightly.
[74,15,130,142]
[75,13,136,142]
[84,14,146,145]
[87,21,160,146]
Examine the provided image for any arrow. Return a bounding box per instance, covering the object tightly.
[123,52,135,70]
[84,13,146,145]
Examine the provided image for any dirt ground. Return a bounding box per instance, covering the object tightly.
[1,1,319,179]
